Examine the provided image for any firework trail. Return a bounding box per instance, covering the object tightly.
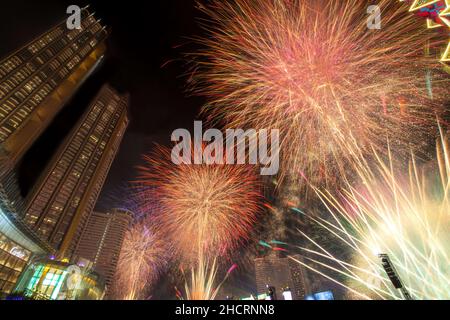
[181,253,238,300]
[114,219,169,300]
[136,144,262,264]
[189,0,448,192]
[290,127,450,300]
[136,144,262,299]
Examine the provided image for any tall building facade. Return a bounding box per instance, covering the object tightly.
[0,211,46,298]
[23,85,129,257]
[0,8,108,298]
[255,254,309,300]
[0,7,107,174]
[287,255,310,300]
[72,208,132,293]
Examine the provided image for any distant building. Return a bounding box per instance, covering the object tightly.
[0,7,107,298]
[23,85,129,256]
[287,255,310,300]
[255,253,309,300]
[72,209,132,294]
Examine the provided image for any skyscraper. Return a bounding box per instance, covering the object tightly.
[0,7,107,298]
[23,85,129,256]
[72,208,133,294]
[0,7,107,175]
[255,254,309,300]
[287,255,310,300]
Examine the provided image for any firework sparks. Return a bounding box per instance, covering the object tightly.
[290,127,450,300]
[181,253,237,300]
[189,0,448,192]
[114,220,169,300]
[136,144,262,263]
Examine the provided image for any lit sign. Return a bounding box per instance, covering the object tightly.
[282,290,293,300]
[305,291,335,300]
[314,291,335,300]
[10,247,27,259]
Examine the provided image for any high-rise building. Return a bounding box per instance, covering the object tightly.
[0,211,48,298]
[0,7,108,298]
[255,253,309,300]
[287,254,310,300]
[72,208,132,293]
[0,7,107,175]
[23,85,129,256]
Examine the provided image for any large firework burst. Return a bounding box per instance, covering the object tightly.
[189,0,448,191]
[137,145,262,264]
[114,220,168,300]
[291,127,450,300]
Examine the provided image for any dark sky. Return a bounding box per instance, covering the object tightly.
[0,0,207,207]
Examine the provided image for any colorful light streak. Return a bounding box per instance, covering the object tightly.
[289,128,450,300]
[189,0,448,193]
[114,220,168,300]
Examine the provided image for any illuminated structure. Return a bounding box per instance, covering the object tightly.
[11,257,105,300]
[0,6,107,187]
[254,254,309,300]
[72,208,132,295]
[0,221,36,298]
[23,85,129,257]
[0,7,107,298]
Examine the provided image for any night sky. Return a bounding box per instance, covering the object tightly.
[0,0,208,205]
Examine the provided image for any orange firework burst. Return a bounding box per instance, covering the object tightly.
[114,220,169,300]
[137,145,262,263]
[189,0,448,192]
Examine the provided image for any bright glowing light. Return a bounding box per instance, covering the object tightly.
[136,144,262,263]
[189,0,448,193]
[180,254,236,300]
[291,127,450,300]
[114,220,169,300]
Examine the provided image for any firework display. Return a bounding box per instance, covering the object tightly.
[180,254,237,300]
[112,0,449,302]
[290,129,450,300]
[114,220,169,300]
[136,145,262,264]
[3,0,450,306]
[189,0,448,191]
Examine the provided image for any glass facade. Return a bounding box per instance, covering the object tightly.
[72,209,132,294]
[0,10,106,143]
[0,8,108,250]
[0,5,111,300]
[13,259,105,300]
[24,85,129,253]
[24,264,67,300]
[0,232,31,297]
